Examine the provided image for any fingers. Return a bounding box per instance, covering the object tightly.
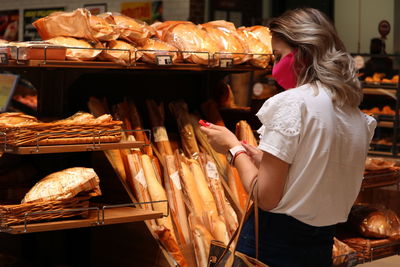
[241,142,259,154]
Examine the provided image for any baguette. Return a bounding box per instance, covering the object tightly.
[154,226,188,267]
[178,157,204,217]
[164,155,191,246]
[141,154,176,241]
[188,159,218,216]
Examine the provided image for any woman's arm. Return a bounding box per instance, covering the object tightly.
[200,123,289,211]
[234,151,289,210]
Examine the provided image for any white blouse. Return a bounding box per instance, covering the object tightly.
[256,83,376,226]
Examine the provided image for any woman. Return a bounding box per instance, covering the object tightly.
[200,8,376,267]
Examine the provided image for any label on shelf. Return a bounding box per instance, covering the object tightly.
[0,53,8,64]
[156,55,172,65]
[170,171,182,190]
[206,161,219,180]
[220,58,233,68]
[135,168,147,188]
[153,127,169,142]
[253,82,264,96]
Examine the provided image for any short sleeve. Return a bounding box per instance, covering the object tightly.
[256,92,303,164]
[363,113,377,142]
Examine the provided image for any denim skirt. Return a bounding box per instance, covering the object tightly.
[236,210,336,267]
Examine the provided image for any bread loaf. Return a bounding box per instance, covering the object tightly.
[46,37,102,61]
[22,167,101,203]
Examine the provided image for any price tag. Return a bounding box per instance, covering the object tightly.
[220,58,233,68]
[156,55,172,65]
[353,55,365,70]
[206,161,219,180]
[253,82,263,97]
[0,53,8,64]
[170,171,182,190]
[135,168,147,188]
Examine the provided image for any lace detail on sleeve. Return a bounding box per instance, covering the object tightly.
[256,92,302,137]
[363,113,377,134]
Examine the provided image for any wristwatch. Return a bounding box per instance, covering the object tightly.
[226,145,247,165]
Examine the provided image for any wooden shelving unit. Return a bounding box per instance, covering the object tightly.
[3,206,163,234]
[3,59,266,72]
[0,140,146,154]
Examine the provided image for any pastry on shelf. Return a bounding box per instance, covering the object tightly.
[347,204,400,239]
[22,167,101,203]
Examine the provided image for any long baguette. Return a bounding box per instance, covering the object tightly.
[235,120,258,147]
[141,154,176,241]
[169,101,200,159]
[154,226,188,267]
[163,154,191,246]
[202,154,238,236]
[188,159,218,216]
[189,214,214,267]
[178,157,204,217]
[126,152,152,211]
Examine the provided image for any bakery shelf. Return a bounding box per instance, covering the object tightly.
[377,121,395,128]
[0,140,146,154]
[1,205,163,234]
[3,59,268,72]
[363,88,397,99]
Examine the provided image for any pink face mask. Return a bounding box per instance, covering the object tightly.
[272,51,297,90]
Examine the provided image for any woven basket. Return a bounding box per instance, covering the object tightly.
[0,196,90,227]
[341,237,400,261]
[0,121,122,147]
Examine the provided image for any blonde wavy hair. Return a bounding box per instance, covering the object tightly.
[269,8,362,107]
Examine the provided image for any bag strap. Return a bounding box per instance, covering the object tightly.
[214,178,259,265]
[254,179,259,260]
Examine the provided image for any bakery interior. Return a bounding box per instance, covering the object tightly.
[0,0,399,266]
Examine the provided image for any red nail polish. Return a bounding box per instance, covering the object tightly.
[199,120,210,127]
[242,140,248,144]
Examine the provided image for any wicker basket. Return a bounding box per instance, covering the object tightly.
[341,237,400,261]
[0,196,90,227]
[0,121,122,147]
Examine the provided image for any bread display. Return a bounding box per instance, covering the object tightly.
[348,204,400,239]
[33,9,95,41]
[99,13,155,46]
[364,73,399,84]
[99,40,140,65]
[237,26,272,68]
[89,14,119,41]
[157,21,219,65]
[0,112,122,147]
[46,36,102,61]
[140,38,180,64]
[201,20,249,65]
[22,167,101,203]
[0,112,39,127]
[332,237,356,266]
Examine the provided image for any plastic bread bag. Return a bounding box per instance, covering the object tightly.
[98,12,154,46]
[364,157,396,171]
[348,204,400,239]
[236,26,272,68]
[33,8,96,42]
[46,36,103,61]
[159,22,219,65]
[99,40,141,65]
[22,167,101,203]
[89,14,120,41]
[332,237,356,266]
[139,38,181,64]
[201,20,250,65]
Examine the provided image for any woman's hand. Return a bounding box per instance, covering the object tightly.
[241,142,263,168]
[199,121,241,154]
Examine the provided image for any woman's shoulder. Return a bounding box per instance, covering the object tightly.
[265,85,309,107]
